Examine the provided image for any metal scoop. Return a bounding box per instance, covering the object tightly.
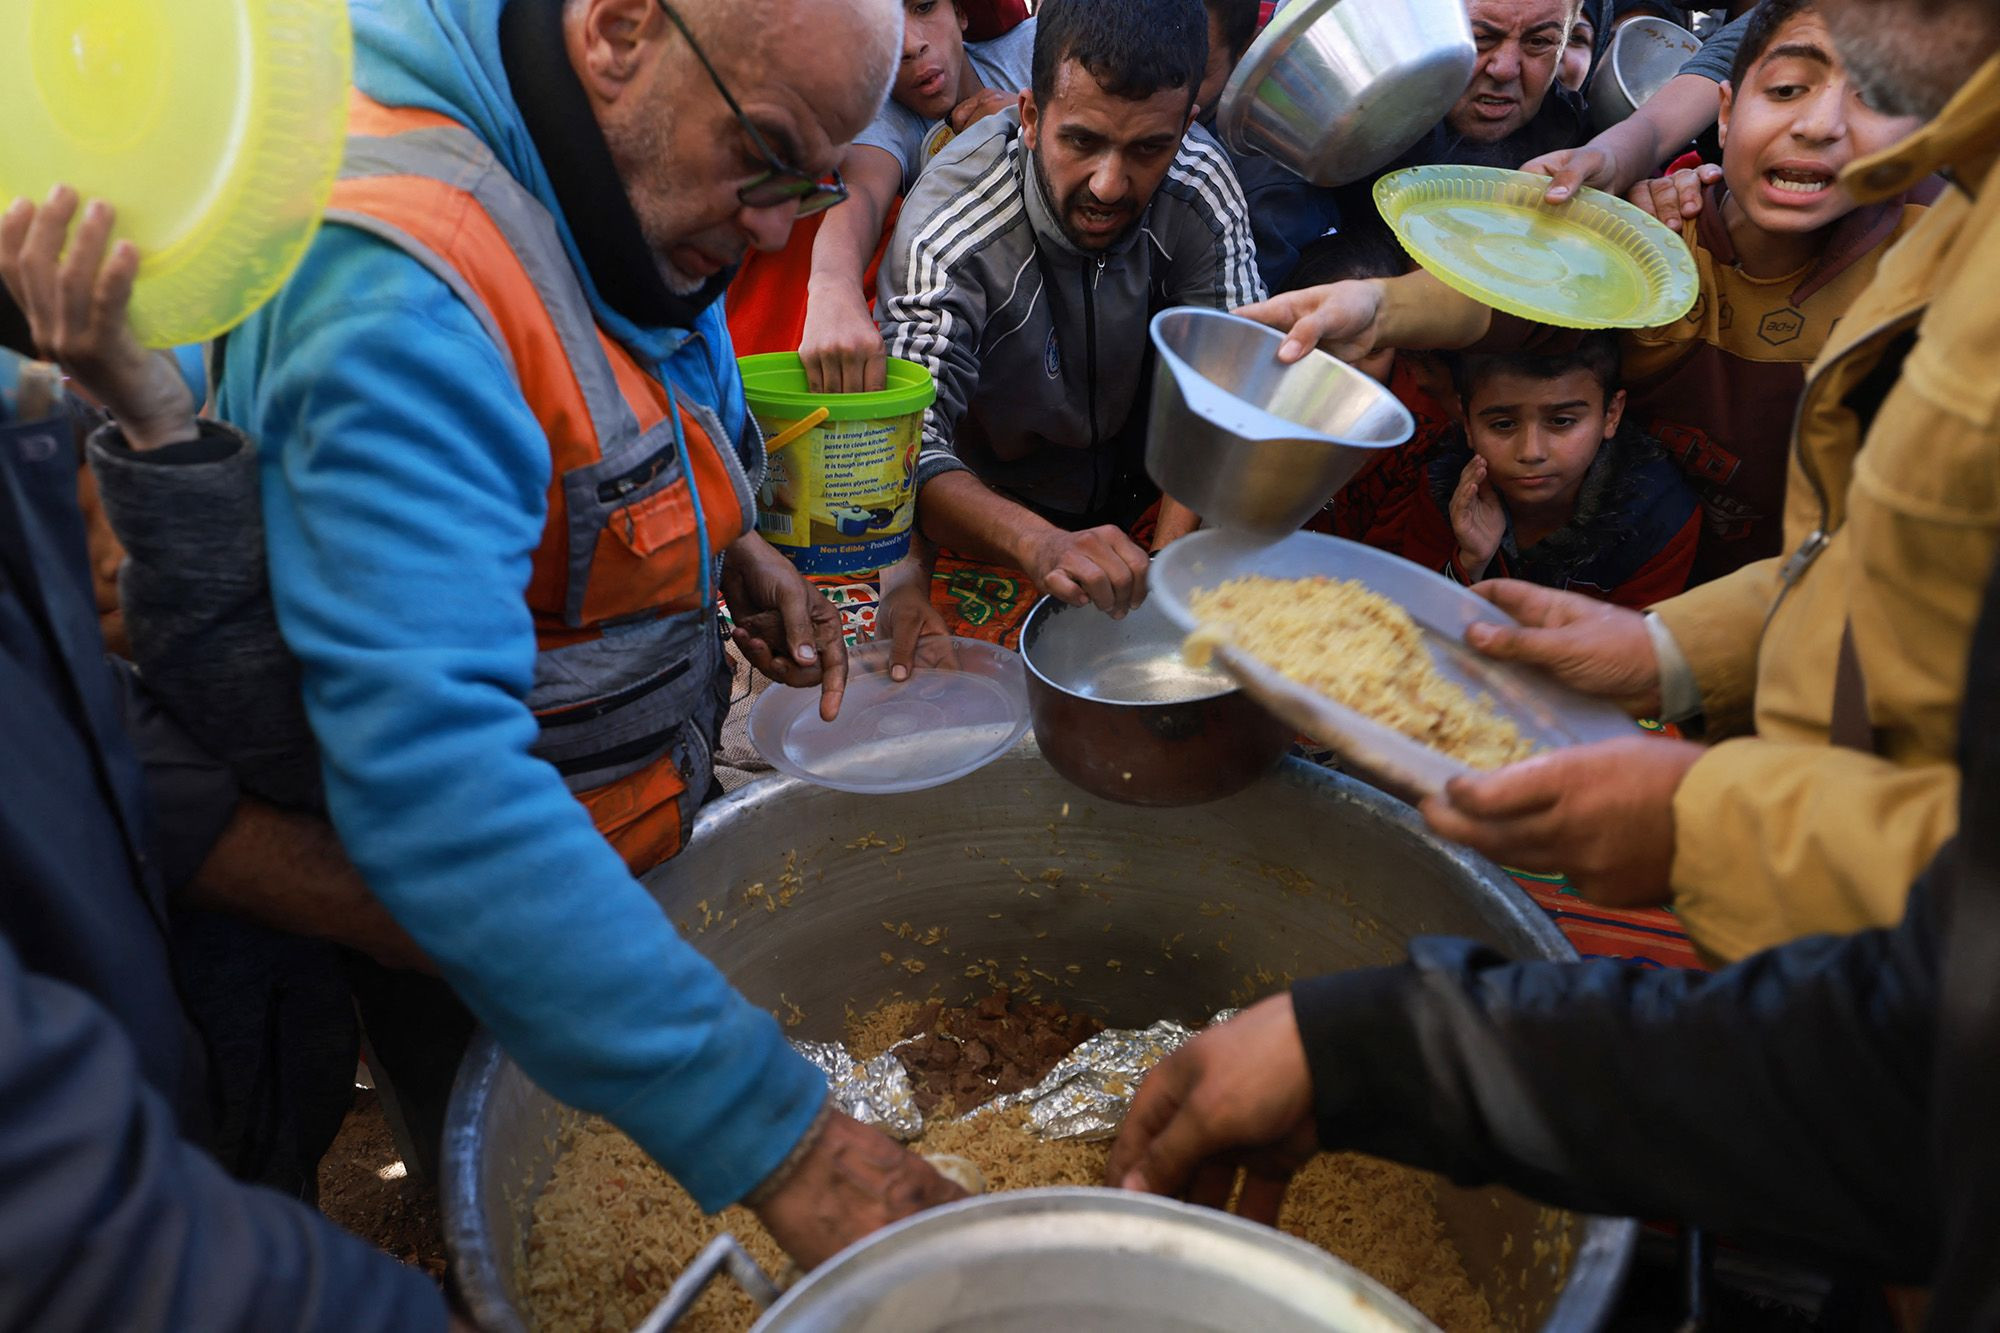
[1146,308,1414,538]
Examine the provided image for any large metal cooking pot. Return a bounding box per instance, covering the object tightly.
[1216,0,1477,188]
[1020,593,1292,806]
[1147,308,1413,537]
[444,750,1636,1331]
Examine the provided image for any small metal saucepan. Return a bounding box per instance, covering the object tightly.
[1019,592,1292,806]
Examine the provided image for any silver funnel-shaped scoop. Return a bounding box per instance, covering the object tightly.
[1146,307,1414,538]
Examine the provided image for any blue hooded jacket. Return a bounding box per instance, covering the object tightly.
[214,0,824,1211]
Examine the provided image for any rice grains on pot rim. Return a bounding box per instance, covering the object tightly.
[1187,573,1535,770]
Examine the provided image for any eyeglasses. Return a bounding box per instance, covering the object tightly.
[655,0,849,217]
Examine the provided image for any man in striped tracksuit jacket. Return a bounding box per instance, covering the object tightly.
[877,0,1264,610]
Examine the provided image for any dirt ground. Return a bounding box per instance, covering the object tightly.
[317,1089,448,1283]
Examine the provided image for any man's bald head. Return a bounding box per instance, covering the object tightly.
[598,0,900,136]
[563,0,899,294]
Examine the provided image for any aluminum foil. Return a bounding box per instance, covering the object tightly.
[792,1041,925,1141]
[796,1011,1239,1145]
[979,1015,1230,1140]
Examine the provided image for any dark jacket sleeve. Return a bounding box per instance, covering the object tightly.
[0,935,446,1333]
[86,419,322,809]
[1291,864,1941,1281]
[1229,151,1342,295]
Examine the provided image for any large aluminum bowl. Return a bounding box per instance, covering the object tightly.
[444,749,1636,1331]
[1217,0,1477,188]
[1148,308,1414,537]
[1588,17,1703,134]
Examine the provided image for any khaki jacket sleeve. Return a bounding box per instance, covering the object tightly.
[1673,316,1998,966]
[1649,555,1783,734]
[1670,740,1958,963]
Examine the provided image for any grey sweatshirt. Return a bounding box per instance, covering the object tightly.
[879,108,1265,518]
[88,421,320,810]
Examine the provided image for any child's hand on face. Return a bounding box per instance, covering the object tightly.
[1450,456,1507,577]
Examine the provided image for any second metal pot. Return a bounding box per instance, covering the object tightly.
[1020,592,1292,806]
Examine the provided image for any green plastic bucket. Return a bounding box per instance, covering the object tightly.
[738,353,937,576]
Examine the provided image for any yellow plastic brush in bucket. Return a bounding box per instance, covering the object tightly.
[738,353,937,576]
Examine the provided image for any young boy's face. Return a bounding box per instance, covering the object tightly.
[1717,11,1923,239]
[893,0,972,121]
[1463,367,1625,512]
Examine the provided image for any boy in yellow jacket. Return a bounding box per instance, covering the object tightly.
[1241,3,2000,963]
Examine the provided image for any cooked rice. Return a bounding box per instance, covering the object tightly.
[521,1113,1494,1333]
[1188,574,1534,769]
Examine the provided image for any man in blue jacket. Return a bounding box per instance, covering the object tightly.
[0,390,460,1330]
[199,0,956,1260]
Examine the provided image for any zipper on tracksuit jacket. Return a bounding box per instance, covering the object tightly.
[1082,255,1104,510]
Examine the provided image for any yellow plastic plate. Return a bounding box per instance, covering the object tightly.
[2,0,352,348]
[1374,165,1699,330]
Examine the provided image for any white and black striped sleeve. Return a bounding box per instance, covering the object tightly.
[1162,130,1268,311]
[875,144,1025,489]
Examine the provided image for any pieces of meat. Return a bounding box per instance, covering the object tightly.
[896,988,1105,1115]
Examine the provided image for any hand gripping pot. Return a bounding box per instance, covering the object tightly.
[1147,308,1414,537]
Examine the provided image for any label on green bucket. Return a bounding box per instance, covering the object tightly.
[754,410,919,575]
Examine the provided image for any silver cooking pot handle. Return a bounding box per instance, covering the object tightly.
[633,1234,782,1333]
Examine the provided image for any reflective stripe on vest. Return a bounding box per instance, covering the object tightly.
[323,92,754,868]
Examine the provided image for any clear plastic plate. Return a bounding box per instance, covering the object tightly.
[1151,530,1636,797]
[747,637,1031,794]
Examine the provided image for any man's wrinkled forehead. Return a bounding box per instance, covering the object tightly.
[1468,0,1572,38]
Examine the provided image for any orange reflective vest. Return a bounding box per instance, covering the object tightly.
[323,93,755,870]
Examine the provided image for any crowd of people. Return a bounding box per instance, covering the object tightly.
[1,0,1996,1326]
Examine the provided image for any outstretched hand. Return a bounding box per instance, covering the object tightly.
[1232,280,1388,365]
[1464,580,1663,717]
[1420,734,1702,907]
[1521,144,1626,205]
[0,187,196,449]
[753,1111,967,1269]
[1106,995,1320,1223]
[724,533,850,720]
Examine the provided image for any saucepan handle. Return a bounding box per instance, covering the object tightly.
[633,1234,783,1333]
